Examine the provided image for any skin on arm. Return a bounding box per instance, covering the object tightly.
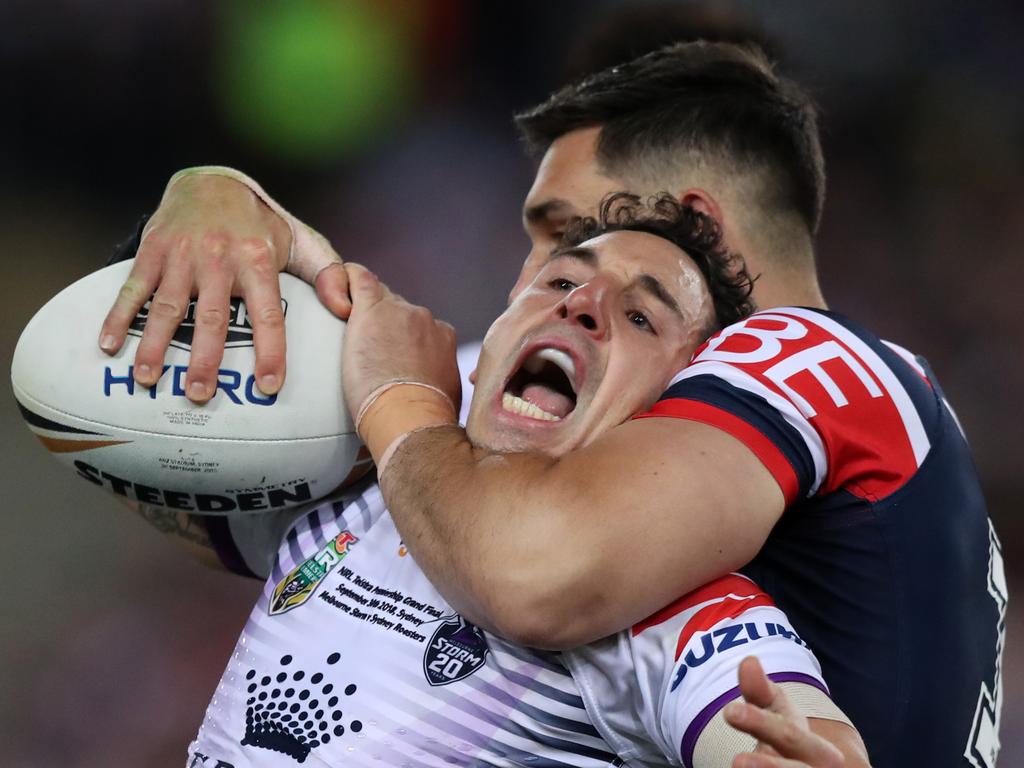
[340,224,782,650]
[117,496,311,578]
[380,417,783,648]
[113,496,224,569]
[98,170,351,403]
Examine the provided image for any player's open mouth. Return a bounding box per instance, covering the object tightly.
[502,346,578,422]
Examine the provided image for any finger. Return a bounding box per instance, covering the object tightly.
[315,261,352,319]
[99,241,165,355]
[738,656,776,709]
[236,241,287,396]
[724,702,841,765]
[184,261,234,403]
[133,243,195,386]
[345,263,385,309]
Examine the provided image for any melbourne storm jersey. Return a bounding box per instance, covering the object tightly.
[636,307,1005,768]
[190,480,831,768]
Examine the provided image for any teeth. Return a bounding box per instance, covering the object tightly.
[502,392,561,421]
[522,348,577,393]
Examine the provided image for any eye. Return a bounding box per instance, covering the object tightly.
[627,310,655,333]
[548,278,577,291]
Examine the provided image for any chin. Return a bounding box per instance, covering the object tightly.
[467,421,577,457]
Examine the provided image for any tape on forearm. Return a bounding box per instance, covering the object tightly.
[164,166,343,285]
[355,382,457,477]
[694,683,854,768]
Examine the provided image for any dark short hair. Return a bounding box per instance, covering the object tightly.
[516,41,826,235]
[561,192,754,331]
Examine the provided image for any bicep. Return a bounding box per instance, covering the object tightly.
[537,417,784,643]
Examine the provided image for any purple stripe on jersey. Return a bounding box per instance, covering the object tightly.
[679,671,830,768]
[660,374,817,500]
[285,525,305,566]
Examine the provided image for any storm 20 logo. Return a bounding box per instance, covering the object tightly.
[423,616,489,686]
[128,296,288,351]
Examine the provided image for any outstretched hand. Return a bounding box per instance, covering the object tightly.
[724,657,849,768]
[98,171,350,402]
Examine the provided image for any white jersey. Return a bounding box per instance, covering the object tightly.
[190,481,830,768]
[564,575,829,767]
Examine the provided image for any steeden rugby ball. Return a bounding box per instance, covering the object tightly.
[12,260,366,514]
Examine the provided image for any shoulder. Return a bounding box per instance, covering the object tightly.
[640,308,941,502]
[567,573,829,765]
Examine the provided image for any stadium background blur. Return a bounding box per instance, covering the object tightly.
[1,1,1021,765]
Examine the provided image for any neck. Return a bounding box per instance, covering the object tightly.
[740,244,827,311]
[751,271,827,310]
[717,203,826,312]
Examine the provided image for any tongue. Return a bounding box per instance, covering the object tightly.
[521,383,575,419]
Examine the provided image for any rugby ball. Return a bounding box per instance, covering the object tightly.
[12,260,367,514]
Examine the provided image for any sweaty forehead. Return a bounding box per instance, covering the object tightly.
[581,230,710,321]
[584,230,692,278]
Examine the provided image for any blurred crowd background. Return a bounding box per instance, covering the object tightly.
[1,1,1021,765]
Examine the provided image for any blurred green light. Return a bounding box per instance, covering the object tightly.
[218,0,416,163]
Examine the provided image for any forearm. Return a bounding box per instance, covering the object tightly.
[121,497,298,579]
[380,419,777,648]
[122,498,223,569]
[381,425,565,640]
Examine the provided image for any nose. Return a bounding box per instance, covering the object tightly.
[556,278,610,338]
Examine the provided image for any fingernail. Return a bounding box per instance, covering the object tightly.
[259,374,279,394]
[188,381,208,400]
[100,334,116,352]
[136,364,152,382]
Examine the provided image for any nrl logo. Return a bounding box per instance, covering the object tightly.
[270,531,358,616]
[128,296,288,351]
[423,616,489,686]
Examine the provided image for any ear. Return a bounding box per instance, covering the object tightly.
[678,188,725,231]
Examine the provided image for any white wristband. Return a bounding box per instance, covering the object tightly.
[163,166,343,285]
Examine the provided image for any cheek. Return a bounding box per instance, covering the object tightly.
[628,345,684,404]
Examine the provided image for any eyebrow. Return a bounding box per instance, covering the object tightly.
[523,198,573,224]
[548,246,683,318]
[548,246,597,264]
[638,273,682,317]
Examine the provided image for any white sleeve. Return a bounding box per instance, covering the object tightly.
[564,573,832,768]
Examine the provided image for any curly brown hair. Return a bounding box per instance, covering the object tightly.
[561,192,755,333]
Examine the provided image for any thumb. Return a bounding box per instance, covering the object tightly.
[737,656,775,709]
[344,263,384,309]
[315,262,352,320]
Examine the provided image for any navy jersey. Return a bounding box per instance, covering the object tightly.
[635,307,1004,768]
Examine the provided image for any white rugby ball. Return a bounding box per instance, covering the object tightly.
[12,260,367,514]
